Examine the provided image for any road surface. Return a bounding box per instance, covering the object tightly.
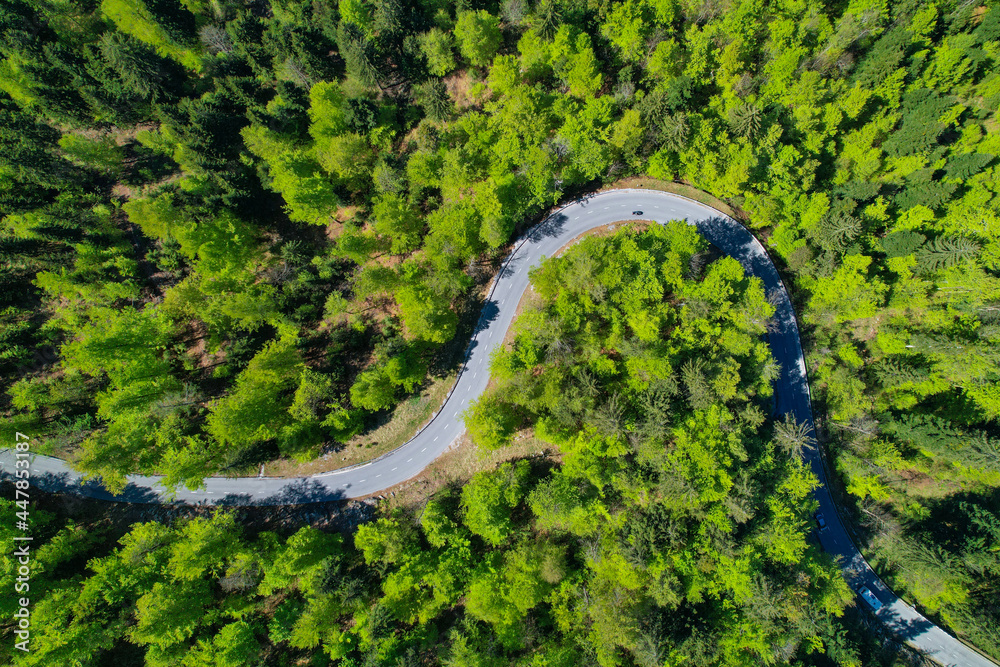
[1,189,995,666]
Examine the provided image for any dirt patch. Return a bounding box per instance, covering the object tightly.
[184,319,223,369]
[335,205,362,224]
[443,70,480,111]
[888,468,938,495]
[887,466,966,500]
[849,315,882,343]
[110,121,159,146]
[110,183,133,200]
[133,172,183,199]
[325,221,345,241]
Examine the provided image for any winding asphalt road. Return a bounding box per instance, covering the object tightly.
[1,189,995,666]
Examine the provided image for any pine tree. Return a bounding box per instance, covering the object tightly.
[658,112,690,151]
[810,212,862,254]
[681,357,713,410]
[533,0,562,39]
[873,358,930,387]
[727,102,763,140]
[895,180,958,211]
[412,79,452,122]
[916,236,980,274]
[773,413,816,459]
[944,152,994,181]
[880,230,925,258]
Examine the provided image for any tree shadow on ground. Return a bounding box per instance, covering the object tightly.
[903,487,1000,553]
[215,478,350,506]
[0,468,163,504]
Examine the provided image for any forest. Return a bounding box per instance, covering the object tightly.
[1,0,999,663]
[3,226,879,665]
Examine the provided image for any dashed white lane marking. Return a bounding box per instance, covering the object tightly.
[587,210,594,214]
[603,206,609,209]
[473,372,477,379]
[433,436,438,441]
[406,458,412,463]
[391,467,397,471]
[421,447,427,452]
[205,491,214,494]
[375,474,382,478]
[359,479,366,483]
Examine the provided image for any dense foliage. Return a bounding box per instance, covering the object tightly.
[2,228,871,666]
[455,225,855,663]
[2,0,1000,658]
[1,501,354,667]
